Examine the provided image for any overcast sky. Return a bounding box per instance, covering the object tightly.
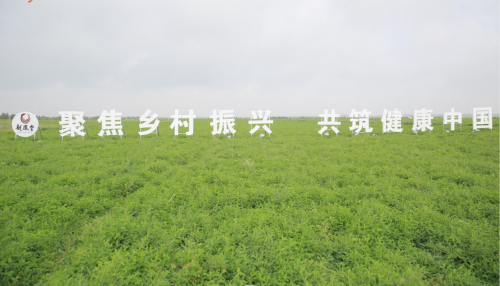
[0,0,498,117]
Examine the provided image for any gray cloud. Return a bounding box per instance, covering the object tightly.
[0,0,498,117]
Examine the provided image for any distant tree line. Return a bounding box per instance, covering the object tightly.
[0,113,15,119]
[3,113,493,121]
[0,114,367,120]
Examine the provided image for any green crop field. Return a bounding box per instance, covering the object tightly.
[0,118,498,285]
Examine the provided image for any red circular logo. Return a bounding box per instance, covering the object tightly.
[20,113,30,124]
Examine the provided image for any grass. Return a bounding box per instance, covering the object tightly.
[0,118,498,285]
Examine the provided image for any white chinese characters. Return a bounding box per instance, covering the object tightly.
[412,108,433,133]
[318,109,341,136]
[443,108,462,132]
[98,109,124,137]
[249,110,273,137]
[59,111,86,139]
[349,109,373,135]
[139,109,160,138]
[472,107,492,132]
[210,110,236,137]
[12,106,497,142]
[381,109,403,134]
[170,109,196,137]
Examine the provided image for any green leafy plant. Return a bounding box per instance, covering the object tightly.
[0,118,498,285]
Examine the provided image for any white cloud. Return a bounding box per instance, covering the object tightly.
[123,52,150,72]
